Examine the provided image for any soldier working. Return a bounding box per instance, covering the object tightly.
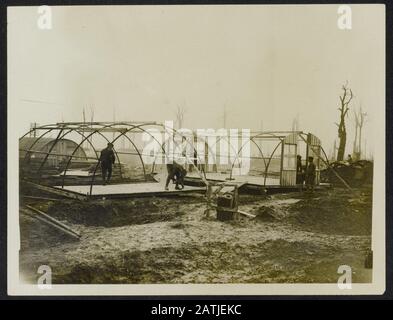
[165,161,187,191]
[100,142,116,185]
[305,156,316,192]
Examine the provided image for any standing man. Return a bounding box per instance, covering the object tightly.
[347,154,353,164]
[305,156,316,192]
[296,155,304,185]
[100,142,116,185]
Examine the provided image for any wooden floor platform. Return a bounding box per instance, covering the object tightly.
[186,172,280,186]
[183,173,331,195]
[23,173,331,200]
[53,182,206,199]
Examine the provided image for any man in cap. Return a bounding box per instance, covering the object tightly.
[100,142,116,185]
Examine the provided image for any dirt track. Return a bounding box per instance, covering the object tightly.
[19,187,372,284]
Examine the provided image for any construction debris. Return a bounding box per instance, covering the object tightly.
[321,160,373,187]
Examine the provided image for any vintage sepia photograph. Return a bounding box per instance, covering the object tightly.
[7,4,385,295]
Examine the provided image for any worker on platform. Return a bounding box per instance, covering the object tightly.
[165,161,187,191]
[100,142,116,185]
[305,156,316,192]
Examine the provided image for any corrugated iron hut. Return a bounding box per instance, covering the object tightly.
[19,137,88,177]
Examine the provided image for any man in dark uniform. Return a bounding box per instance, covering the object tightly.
[100,142,116,185]
[305,156,316,192]
[165,161,187,191]
[296,155,304,185]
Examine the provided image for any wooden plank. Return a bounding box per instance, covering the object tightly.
[21,195,62,201]
[22,181,88,201]
[25,205,81,238]
[21,207,81,240]
[238,210,257,219]
[88,190,205,199]
[56,182,205,197]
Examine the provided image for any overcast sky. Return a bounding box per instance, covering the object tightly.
[8,5,385,157]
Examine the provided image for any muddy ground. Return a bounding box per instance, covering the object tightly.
[19,187,372,284]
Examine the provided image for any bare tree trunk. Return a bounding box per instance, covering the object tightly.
[82,107,86,148]
[337,119,346,161]
[333,140,337,160]
[358,125,362,159]
[335,83,353,161]
[353,106,367,160]
[175,105,186,129]
[353,121,358,155]
[358,107,366,159]
[90,105,94,147]
[364,139,367,160]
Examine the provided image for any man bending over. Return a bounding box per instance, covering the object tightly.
[165,161,187,191]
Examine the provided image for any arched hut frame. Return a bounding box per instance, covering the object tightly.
[20,122,330,195]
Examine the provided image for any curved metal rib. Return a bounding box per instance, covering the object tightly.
[88,123,167,195]
[263,140,283,186]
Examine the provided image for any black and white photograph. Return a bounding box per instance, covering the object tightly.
[5,3,386,296]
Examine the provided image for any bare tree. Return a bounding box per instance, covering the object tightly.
[222,105,227,128]
[90,105,95,124]
[352,110,358,158]
[175,104,187,129]
[332,139,338,161]
[335,82,353,161]
[30,122,38,137]
[82,107,86,146]
[291,114,300,132]
[89,105,95,147]
[353,105,367,159]
[112,106,116,141]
